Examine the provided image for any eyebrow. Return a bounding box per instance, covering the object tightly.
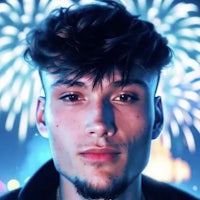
[51,79,86,88]
[112,79,148,89]
[51,78,148,89]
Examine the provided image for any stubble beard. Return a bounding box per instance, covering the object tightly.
[73,176,130,199]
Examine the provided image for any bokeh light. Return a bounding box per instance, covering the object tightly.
[0,181,6,193]
[7,179,20,191]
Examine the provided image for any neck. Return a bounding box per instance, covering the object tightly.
[59,174,144,200]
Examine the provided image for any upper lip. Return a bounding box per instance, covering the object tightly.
[79,147,120,154]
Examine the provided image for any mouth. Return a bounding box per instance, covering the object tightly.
[79,147,121,163]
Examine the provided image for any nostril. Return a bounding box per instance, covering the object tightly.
[85,121,116,138]
[85,122,107,136]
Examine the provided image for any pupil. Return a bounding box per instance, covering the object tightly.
[120,94,128,101]
[69,94,78,101]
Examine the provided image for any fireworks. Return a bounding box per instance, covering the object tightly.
[121,0,200,152]
[0,0,66,141]
[0,0,200,151]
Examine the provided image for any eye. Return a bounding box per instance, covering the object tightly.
[114,93,139,103]
[60,93,81,102]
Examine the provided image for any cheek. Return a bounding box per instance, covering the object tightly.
[44,106,82,149]
[46,103,83,131]
[116,109,152,139]
[45,110,82,169]
[49,117,82,145]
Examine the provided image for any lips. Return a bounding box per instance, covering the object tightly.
[79,147,120,163]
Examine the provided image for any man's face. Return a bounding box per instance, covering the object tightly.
[37,67,163,198]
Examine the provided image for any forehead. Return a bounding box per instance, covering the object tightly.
[41,67,158,90]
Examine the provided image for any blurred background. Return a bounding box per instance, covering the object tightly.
[0,0,200,198]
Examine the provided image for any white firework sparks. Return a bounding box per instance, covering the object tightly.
[120,0,200,152]
[0,0,74,141]
[0,0,200,151]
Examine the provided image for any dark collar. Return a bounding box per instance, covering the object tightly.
[19,160,59,200]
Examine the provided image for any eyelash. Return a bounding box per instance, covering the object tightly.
[59,93,82,102]
[59,92,139,104]
[114,93,139,103]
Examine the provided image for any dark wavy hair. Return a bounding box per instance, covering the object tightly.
[24,0,172,86]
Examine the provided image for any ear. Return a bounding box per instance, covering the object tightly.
[152,96,164,139]
[36,96,48,138]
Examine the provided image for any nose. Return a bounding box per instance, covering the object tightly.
[85,99,116,138]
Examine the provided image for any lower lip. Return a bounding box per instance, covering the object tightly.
[80,153,119,162]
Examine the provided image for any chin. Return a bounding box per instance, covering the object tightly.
[73,175,129,199]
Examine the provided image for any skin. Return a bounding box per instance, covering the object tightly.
[36,67,163,200]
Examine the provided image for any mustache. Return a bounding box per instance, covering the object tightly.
[77,139,129,151]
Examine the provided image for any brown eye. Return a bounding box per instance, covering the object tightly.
[114,93,139,103]
[60,94,79,102]
[119,94,134,102]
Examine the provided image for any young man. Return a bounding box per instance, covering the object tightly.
[1,1,198,199]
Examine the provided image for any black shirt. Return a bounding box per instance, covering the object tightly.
[1,160,199,200]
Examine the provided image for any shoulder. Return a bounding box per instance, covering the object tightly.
[0,160,59,200]
[0,189,20,200]
[142,175,199,200]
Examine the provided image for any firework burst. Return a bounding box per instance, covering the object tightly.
[0,0,74,141]
[0,0,200,151]
[120,0,200,152]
